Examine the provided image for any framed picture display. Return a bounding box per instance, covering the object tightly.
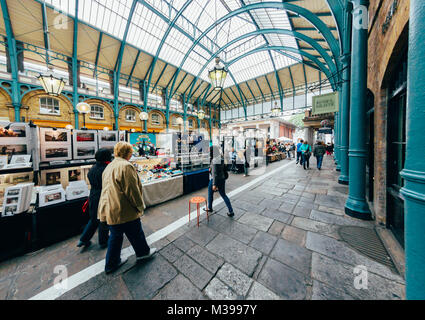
[98,130,118,151]
[0,155,7,169]
[73,130,98,160]
[10,154,31,165]
[119,130,126,142]
[39,128,72,162]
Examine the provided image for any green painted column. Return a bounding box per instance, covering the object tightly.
[338,2,353,185]
[400,0,425,300]
[334,110,340,167]
[335,108,341,172]
[345,0,371,220]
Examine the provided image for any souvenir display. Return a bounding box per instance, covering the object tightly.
[65,180,89,200]
[38,185,66,207]
[39,128,72,162]
[73,130,98,160]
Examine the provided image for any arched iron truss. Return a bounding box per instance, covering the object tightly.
[0,0,345,124]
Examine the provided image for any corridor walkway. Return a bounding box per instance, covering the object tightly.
[57,156,405,300]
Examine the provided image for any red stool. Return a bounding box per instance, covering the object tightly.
[189,196,208,227]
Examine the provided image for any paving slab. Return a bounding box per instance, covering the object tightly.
[210,219,258,245]
[185,225,219,247]
[318,206,344,216]
[311,253,405,300]
[160,243,184,263]
[83,277,133,300]
[292,217,339,239]
[281,225,307,247]
[267,221,286,236]
[306,232,405,283]
[310,209,374,228]
[206,233,262,277]
[232,200,265,213]
[291,206,312,218]
[258,198,283,210]
[173,235,197,253]
[260,209,292,224]
[174,254,214,290]
[278,203,295,214]
[204,278,237,300]
[311,280,355,300]
[246,281,281,300]
[314,194,347,209]
[186,245,224,274]
[216,263,253,297]
[238,212,274,232]
[122,255,178,300]
[270,238,311,275]
[249,231,278,255]
[257,258,308,300]
[153,274,207,300]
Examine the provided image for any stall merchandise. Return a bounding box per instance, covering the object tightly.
[1,183,34,217]
[38,185,66,207]
[66,180,89,200]
[98,130,118,153]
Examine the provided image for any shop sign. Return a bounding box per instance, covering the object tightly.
[312,92,339,115]
[318,127,333,134]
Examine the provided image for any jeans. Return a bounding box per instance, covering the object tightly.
[208,179,233,213]
[80,217,109,246]
[316,155,324,169]
[244,163,249,175]
[287,151,291,159]
[296,152,302,164]
[105,218,150,271]
[302,153,310,169]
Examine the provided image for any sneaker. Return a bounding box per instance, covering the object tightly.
[227,212,235,217]
[136,248,157,261]
[105,257,128,274]
[203,208,214,213]
[77,240,91,248]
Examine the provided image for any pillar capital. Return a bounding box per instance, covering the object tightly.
[340,53,351,65]
[350,0,369,8]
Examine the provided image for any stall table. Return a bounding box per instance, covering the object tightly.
[142,175,183,207]
[183,168,209,194]
[0,212,32,262]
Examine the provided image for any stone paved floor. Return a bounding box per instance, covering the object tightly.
[1,156,406,300]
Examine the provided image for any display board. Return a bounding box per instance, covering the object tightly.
[39,128,72,162]
[40,165,88,189]
[73,130,98,160]
[0,123,34,169]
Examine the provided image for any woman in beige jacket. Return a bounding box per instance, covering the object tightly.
[98,142,156,274]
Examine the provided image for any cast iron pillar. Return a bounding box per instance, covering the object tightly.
[334,110,340,167]
[345,0,371,220]
[338,2,353,185]
[401,0,425,300]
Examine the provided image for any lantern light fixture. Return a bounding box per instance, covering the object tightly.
[208,57,228,91]
[271,101,281,117]
[198,109,205,120]
[65,124,73,130]
[37,65,65,96]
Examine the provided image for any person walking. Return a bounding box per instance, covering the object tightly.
[77,148,112,249]
[230,148,237,173]
[204,146,234,217]
[314,141,326,170]
[285,143,291,160]
[296,139,304,165]
[243,144,251,177]
[300,140,312,170]
[98,142,156,274]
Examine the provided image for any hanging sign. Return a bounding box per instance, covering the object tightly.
[312,92,339,115]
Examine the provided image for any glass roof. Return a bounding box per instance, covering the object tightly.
[42,0,302,89]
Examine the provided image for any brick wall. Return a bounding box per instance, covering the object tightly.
[368,0,410,224]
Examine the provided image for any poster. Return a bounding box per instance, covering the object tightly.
[129,132,156,154]
[98,130,118,152]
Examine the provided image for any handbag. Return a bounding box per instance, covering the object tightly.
[224,167,229,180]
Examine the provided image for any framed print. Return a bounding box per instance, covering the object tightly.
[0,144,28,161]
[0,155,8,169]
[68,168,82,183]
[98,131,118,151]
[72,130,98,160]
[39,128,72,162]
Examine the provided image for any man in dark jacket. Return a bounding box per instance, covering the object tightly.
[313,141,326,170]
[77,148,112,249]
[205,146,234,217]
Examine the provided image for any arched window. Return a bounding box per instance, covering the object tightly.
[90,104,104,119]
[125,109,136,122]
[39,97,60,115]
[151,113,161,126]
[188,119,194,128]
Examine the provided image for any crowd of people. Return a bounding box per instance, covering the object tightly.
[296,139,334,170]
